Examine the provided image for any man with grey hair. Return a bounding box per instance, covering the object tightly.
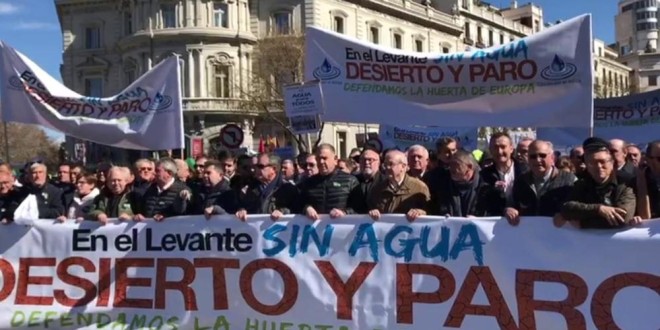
[406,145,429,180]
[133,158,155,197]
[505,140,576,226]
[20,162,64,219]
[135,158,191,221]
[430,150,498,217]
[368,150,430,221]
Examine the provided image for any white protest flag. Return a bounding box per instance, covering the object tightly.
[305,15,593,128]
[0,41,183,150]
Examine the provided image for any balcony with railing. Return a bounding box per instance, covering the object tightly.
[183,98,259,114]
[461,6,533,35]
[356,0,463,34]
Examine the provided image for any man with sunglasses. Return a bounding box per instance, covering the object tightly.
[235,153,298,221]
[560,137,636,229]
[504,140,576,226]
[569,146,587,179]
[132,158,155,198]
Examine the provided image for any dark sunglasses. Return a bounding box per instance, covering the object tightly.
[303,162,316,168]
[255,164,272,169]
[529,153,548,160]
[351,156,360,163]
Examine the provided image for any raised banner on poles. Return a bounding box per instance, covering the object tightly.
[0,42,184,150]
[539,89,660,147]
[0,215,658,329]
[305,15,593,128]
[380,125,478,151]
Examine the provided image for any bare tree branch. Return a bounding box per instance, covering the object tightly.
[234,34,323,153]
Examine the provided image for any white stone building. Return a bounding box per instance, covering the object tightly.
[616,0,660,93]
[594,39,633,97]
[55,0,545,163]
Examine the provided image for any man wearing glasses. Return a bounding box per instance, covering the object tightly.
[235,153,298,221]
[349,147,385,214]
[504,140,576,226]
[133,158,155,198]
[560,137,636,229]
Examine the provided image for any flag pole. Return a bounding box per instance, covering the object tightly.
[3,122,9,163]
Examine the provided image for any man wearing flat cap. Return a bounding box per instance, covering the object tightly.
[559,137,636,229]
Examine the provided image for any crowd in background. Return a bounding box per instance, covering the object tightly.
[0,132,658,229]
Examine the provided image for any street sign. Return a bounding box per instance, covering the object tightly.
[219,124,244,149]
[365,137,383,153]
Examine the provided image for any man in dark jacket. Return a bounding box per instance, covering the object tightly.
[299,144,359,220]
[349,147,385,214]
[0,171,21,223]
[190,160,236,218]
[481,132,528,213]
[505,140,576,225]
[609,139,636,185]
[560,137,636,229]
[236,153,298,221]
[132,158,155,198]
[430,150,499,217]
[21,162,65,219]
[136,158,191,221]
[634,140,660,220]
[53,162,76,207]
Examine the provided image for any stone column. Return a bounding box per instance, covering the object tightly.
[186,0,193,27]
[187,49,194,97]
[198,51,207,97]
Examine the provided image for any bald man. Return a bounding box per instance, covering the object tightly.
[609,139,636,184]
[368,150,430,222]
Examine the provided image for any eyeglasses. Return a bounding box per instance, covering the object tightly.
[255,164,272,169]
[195,165,205,169]
[303,163,316,168]
[529,153,548,160]
[351,156,360,163]
[76,181,88,185]
[138,167,153,172]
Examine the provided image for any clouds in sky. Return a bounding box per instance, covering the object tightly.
[0,2,19,15]
[0,2,58,31]
[13,21,58,31]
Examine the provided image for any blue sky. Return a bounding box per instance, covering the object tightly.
[0,0,616,141]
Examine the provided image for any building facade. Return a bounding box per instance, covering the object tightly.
[616,0,660,93]
[55,0,544,164]
[594,39,633,98]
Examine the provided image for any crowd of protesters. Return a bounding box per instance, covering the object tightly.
[0,132,658,229]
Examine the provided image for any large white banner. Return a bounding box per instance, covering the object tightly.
[0,42,184,150]
[380,125,478,151]
[0,215,658,330]
[538,89,660,148]
[305,15,593,128]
